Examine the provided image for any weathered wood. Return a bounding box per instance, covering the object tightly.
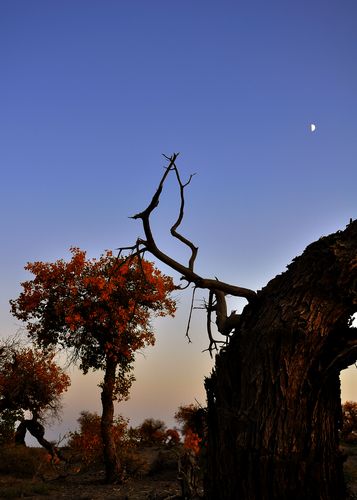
[205,220,357,499]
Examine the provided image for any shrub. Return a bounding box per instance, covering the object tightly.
[135,418,167,445]
[175,404,206,454]
[66,410,152,477]
[134,418,181,447]
[67,411,128,465]
[341,401,357,443]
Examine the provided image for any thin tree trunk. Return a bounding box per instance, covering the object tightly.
[205,221,357,499]
[101,357,122,483]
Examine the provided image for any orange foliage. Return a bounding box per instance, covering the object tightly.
[175,404,206,455]
[11,248,176,380]
[68,411,128,464]
[0,348,70,419]
[183,429,202,455]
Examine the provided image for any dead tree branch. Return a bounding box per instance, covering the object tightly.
[130,154,256,301]
[122,154,257,352]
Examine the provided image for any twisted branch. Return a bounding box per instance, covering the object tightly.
[121,154,257,352]
[130,154,256,301]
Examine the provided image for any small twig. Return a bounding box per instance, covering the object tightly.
[185,286,198,343]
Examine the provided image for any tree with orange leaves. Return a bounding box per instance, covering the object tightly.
[0,339,70,457]
[10,248,176,482]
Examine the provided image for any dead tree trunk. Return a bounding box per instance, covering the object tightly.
[205,221,357,499]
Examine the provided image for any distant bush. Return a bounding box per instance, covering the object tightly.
[67,410,128,465]
[132,418,180,446]
[175,404,206,455]
[67,410,151,477]
[135,418,167,445]
[341,401,357,443]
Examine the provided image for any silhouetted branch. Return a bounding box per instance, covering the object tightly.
[185,286,198,343]
[130,154,256,302]
[120,154,257,352]
[203,290,226,357]
[170,165,197,271]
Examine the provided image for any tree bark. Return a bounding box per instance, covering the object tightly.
[101,357,122,483]
[205,221,357,499]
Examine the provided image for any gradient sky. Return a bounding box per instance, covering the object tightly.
[1,1,356,442]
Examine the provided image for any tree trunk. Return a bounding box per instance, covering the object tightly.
[205,220,357,499]
[15,418,64,461]
[101,357,122,483]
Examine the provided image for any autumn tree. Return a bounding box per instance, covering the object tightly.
[10,248,176,482]
[123,154,357,499]
[0,340,70,457]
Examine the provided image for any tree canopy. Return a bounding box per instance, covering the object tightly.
[10,247,176,377]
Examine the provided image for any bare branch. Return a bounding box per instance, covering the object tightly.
[213,290,241,337]
[130,154,256,302]
[205,290,225,357]
[125,154,257,352]
[170,166,198,271]
[185,286,197,343]
[132,153,179,222]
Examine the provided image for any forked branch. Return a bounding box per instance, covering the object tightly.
[130,154,256,301]
[122,154,257,353]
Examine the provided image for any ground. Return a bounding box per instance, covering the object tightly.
[0,443,356,499]
[0,444,202,499]
[342,443,357,499]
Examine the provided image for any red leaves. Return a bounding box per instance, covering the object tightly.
[183,429,202,455]
[68,411,129,465]
[175,404,206,456]
[11,248,176,379]
[0,348,70,417]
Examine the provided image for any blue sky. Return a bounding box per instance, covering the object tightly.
[1,1,356,441]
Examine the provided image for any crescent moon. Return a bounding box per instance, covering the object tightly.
[310,123,316,132]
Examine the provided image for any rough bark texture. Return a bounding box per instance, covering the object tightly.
[101,357,122,483]
[205,221,357,500]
